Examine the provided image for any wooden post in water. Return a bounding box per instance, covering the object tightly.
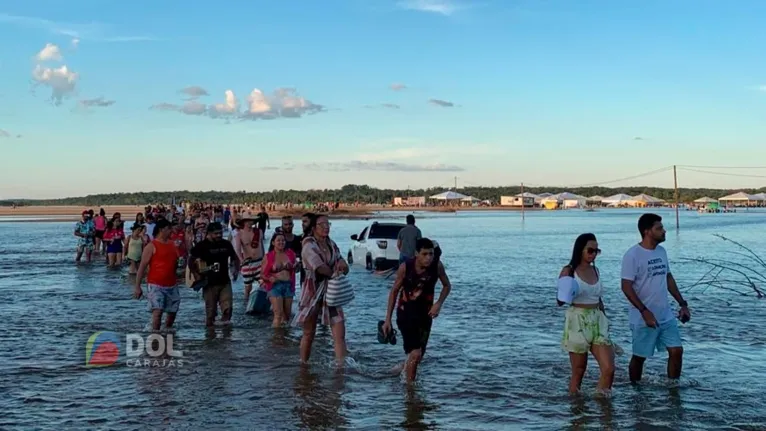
[520,182,525,221]
[673,165,680,230]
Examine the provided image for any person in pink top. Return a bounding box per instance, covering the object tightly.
[261,232,297,328]
[93,208,107,253]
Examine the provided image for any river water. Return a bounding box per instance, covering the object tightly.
[1,209,765,430]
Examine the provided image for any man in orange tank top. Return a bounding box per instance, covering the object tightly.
[134,219,181,332]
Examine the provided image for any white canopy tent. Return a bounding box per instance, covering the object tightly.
[556,192,587,208]
[693,197,717,204]
[718,192,763,203]
[629,193,665,206]
[601,193,633,205]
[515,192,540,198]
[461,196,481,203]
[429,191,468,200]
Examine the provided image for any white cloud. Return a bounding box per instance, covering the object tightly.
[0,129,20,138]
[79,97,115,107]
[261,160,464,172]
[180,86,209,99]
[757,85,766,93]
[152,87,325,121]
[0,13,157,42]
[365,103,401,109]
[429,98,454,107]
[354,142,503,163]
[149,102,180,111]
[180,101,207,115]
[209,90,239,118]
[390,82,407,91]
[35,43,62,61]
[71,38,80,49]
[396,0,465,16]
[31,64,78,105]
[246,89,273,116]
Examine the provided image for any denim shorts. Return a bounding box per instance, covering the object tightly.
[268,281,294,298]
[147,284,181,313]
[630,319,682,358]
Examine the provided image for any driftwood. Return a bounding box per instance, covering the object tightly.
[680,234,765,298]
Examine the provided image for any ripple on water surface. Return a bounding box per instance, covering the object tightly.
[1,210,765,430]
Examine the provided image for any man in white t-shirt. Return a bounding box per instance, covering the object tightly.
[144,215,156,241]
[621,213,691,383]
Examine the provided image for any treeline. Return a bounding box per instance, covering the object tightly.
[2,184,764,207]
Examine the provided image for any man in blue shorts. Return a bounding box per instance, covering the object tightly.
[621,213,691,383]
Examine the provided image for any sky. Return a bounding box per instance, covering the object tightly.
[2,0,766,199]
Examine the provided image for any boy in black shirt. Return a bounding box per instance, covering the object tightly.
[189,222,241,327]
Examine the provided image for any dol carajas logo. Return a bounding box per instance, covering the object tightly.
[85,331,120,368]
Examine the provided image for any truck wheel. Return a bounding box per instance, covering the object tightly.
[347,251,353,265]
[365,255,372,271]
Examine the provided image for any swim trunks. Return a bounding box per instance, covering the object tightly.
[241,257,263,286]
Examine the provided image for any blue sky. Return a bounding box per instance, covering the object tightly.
[1,0,766,199]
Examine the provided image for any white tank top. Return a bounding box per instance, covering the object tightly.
[572,268,603,305]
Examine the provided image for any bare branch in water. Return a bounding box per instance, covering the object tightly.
[713,234,766,269]
[681,234,765,299]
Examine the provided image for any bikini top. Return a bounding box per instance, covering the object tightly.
[572,267,603,305]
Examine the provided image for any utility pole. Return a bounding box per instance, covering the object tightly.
[454,176,458,191]
[673,165,680,231]
[520,182,525,221]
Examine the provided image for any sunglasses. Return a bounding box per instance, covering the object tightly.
[586,247,601,255]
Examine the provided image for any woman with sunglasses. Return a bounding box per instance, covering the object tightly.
[558,233,615,394]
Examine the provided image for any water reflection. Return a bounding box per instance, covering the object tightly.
[294,367,347,430]
[402,386,437,430]
[595,395,616,430]
[567,393,616,431]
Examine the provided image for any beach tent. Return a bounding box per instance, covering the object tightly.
[553,192,587,208]
[718,192,761,203]
[515,192,540,198]
[693,197,717,204]
[460,195,481,206]
[752,193,766,200]
[429,191,468,200]
[537,192,554,198]
[516,191,543,204]
[629,194,665,207]
[588,195,604,202]
[601,193,633,205]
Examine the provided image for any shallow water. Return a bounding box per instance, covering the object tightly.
[1,209,765,430]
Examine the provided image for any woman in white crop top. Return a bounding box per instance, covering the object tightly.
[558,233,615,394]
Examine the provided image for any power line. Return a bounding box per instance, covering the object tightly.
[677,165,766,169]
[449,167,672,190]
[567,166,673,188]
[677,167,766,179]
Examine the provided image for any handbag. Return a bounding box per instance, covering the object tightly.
[246,287,271,315]
[325,274,354,307]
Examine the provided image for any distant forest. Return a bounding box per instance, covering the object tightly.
[3,184,764,207]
